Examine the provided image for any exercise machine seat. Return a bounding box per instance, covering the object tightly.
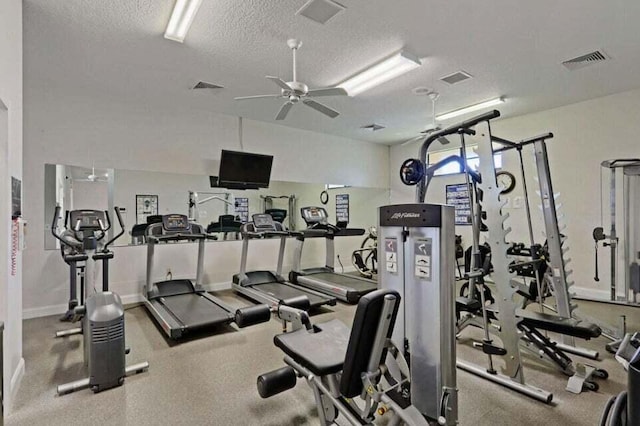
[516,309,601,340]
[273,319,350,376]
[340,289,401,398]
[456,297,481,312]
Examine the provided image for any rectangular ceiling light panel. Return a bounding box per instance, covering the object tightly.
[165,0,203,43]
[297,0,345,24]
[436,97,504,121]
[339,51,422,96]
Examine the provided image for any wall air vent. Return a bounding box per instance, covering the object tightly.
[562,50,609,71]
[361,124,386,131]
[192,81,224,90]
[296,0,345,25]
[439,70,472,85]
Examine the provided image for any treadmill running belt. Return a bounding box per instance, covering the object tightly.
[255,282,329,307]
[160,293,233,329]
[311,272,376,292]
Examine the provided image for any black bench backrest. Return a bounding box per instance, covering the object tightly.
[340,289,401,398]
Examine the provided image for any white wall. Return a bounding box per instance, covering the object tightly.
[23,91,389,317]
[0,0,24,415]
[390,88,640,299]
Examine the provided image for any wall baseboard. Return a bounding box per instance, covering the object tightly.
[572,286,613,300]
[23,281,233,319]
[7,357,25,415]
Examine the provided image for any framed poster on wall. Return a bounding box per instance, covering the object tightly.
[235,197,249,223]
[136,194,158,224]
[336,193,349,224]
[445,184,471,225]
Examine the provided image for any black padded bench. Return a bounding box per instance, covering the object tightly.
[272,289,401,397]
[273,319,350,376]
[516,309,601,340]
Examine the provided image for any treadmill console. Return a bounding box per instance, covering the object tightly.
[162,214,191,232]
[69,210,107,231]
[301,207,329,226]
[252,213,276,231]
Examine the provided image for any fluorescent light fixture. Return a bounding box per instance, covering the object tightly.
[339,51,422,96]
[436,97,505,121]
[164,0,203,43]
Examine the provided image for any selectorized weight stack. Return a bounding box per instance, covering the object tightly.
[378,203,458,425]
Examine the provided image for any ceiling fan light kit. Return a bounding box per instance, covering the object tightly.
[164,0,203,43]
[338,50,422,96]
[436,97,505,121]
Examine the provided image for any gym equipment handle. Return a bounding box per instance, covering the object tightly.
[51,206,75,250]
[103,207,126,250]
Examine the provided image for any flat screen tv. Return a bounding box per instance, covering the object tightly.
[217,150,274,190]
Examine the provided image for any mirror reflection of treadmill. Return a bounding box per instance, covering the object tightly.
[289,207,377,303]
[232,214,336,309]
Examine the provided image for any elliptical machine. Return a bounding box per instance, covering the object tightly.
[51,206,149,395]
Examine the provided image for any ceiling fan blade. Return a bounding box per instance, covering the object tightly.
[400,135,424,147]
[302,99,339,118]
[234,94,281,101]
[266,76,292,91]
[275,102,294,120]
[307,87,348,97]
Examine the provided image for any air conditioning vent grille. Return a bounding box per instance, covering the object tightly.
[192,81,224,90]
[296,0,345,25]
[562,50,609,70]
[360,124,385,131]
[440,71,472,85]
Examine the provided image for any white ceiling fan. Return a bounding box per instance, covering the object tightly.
[400,91,451,146]
[75,164,109,183]
[234,39,348,121]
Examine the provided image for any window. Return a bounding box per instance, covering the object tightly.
[427,146,502,177]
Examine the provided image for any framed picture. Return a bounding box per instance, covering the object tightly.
[336,193,349,225]
[136,194,158,224]
[445,184,471,226]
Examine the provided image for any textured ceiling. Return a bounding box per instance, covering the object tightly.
[24,0,640,144]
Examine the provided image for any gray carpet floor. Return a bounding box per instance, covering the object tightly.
[7,290,640,426]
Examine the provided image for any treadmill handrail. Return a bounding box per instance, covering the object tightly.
[148,233,215,243]
[243,230,290,239]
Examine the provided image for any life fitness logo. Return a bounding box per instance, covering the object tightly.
[390,212,420,220]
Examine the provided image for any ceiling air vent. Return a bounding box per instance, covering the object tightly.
[361,124,386,132]
[296,0,345,25]
[440,70,473,85]
[192,81,224,90]
[562,50,609,70]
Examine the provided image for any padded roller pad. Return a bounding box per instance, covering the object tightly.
[516,309,601,339]
[274,319,350,376]
[456,297,481,312]
[235,304,271,328]
[280,296,310,311]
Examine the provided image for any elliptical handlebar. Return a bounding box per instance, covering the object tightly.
[51,205,74,250]
[102,207,126,251]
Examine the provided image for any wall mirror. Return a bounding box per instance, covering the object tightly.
[44,163,390,249]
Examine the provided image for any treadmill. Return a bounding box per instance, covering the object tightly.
[144,214,270,339]
[232,214,336,309]
[289,207,377,303]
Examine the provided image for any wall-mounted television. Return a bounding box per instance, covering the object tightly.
[216,150,274,190]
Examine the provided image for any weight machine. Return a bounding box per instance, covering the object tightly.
[593,159,640,306]
[400,110,606,401]
[188,190,234,224]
